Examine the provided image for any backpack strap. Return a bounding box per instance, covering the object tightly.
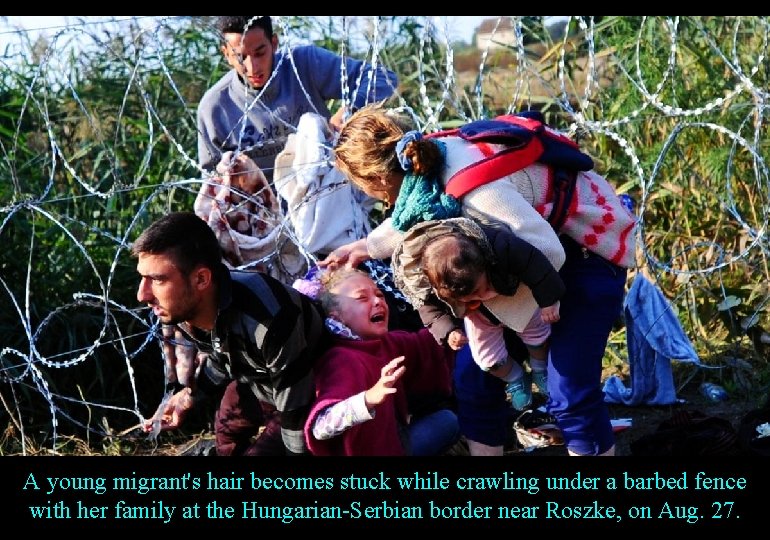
[426,115,546,199]
[443,137,544,198]
[547,167,578,231]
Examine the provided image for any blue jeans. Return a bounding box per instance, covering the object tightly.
[408,409,460,455]
[453,345,510,447]
[547,238,627,455]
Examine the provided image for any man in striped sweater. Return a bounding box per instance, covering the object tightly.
[134,212,327,455]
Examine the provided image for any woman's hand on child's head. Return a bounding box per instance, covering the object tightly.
[318,250,347,268]
[364,356,406,408]
[447,329,468,350]
[318,238,370,269]
[541,302,561,323]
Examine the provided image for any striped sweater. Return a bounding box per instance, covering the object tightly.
[185,268,327,454]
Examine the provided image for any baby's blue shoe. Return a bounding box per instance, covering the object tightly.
[531,370,549,398]
[506,372,533,411]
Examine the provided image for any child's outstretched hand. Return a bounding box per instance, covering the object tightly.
[541,301,561,323]
[447,329,469,350]
[364,356,406,409]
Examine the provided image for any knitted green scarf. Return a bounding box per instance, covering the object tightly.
[391,141,462,232]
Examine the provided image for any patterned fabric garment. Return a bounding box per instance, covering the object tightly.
[311,391,373,440]
[325,318,361,340]
[160,325,205,387]
[194,150,306,282]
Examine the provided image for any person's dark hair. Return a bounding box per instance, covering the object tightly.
[423,234,486,300]
[217,16,273,40]
[132,212,223,276]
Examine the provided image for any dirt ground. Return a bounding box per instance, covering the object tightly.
[609,391,766,457]
[151,375,769,458]
[163,395,765,458]
[505,386,769,457]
